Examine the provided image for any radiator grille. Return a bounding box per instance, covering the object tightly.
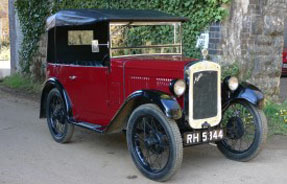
[187,60,222,129]
[193,71,218,119]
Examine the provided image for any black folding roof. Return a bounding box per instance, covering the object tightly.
[47,9,189,30]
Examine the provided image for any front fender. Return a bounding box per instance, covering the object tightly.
[105,90,182,134]
[222,82,264,109]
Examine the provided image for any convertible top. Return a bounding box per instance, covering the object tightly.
[47,9,189,30]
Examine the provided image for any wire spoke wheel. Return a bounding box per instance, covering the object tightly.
[221,102,256,153]
[48,94,67,138]
[217,100,268,161]
[126,104,183,182]
[133,115,170,172]
[46,88,74,143]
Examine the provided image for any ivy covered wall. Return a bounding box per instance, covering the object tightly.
[15,0,230,77]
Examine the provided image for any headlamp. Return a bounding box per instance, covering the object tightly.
[228,77,239,91]
[170,79,186,96]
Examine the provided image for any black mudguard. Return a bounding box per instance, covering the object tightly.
[39,78,73,118]
[222,82,264,110]
[105,90,182,134]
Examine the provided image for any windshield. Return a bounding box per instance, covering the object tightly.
[110,22,182,58]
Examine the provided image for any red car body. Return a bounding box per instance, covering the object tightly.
[282,48,287,76]
[47,56,194,127]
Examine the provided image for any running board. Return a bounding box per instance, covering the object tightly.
[73,122,105,133]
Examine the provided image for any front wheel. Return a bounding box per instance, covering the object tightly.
[126,104,183,182]
[217,100,268,161]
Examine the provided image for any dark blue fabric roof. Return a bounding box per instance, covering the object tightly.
[47,9,189,30]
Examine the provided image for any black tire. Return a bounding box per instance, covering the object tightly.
[126,104,183,182]
[217,100,268,162]
[46,88,74,143]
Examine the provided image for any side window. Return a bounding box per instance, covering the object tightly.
[68,31,93,46]
[54,24,109,66]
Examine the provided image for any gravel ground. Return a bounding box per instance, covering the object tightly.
[0,89,287,184]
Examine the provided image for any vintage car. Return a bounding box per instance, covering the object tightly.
[283,27,287,76]
[282,48,287,76]
[40,9,268,181]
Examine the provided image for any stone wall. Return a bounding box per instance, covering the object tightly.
[211,0,287,101]
[30,34,47,81]
[9,0,23,73]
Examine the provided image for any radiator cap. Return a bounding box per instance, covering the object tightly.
[201,49,209,60]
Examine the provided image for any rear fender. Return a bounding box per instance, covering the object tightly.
[105,90,182,134]
[39,78,72,118]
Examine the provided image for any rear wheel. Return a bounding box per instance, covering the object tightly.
[46,88,74,143]
[126,104,183,182]
[217,100,268,161]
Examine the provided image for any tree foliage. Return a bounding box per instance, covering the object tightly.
[15,0,230,74]
[0,0,9,45]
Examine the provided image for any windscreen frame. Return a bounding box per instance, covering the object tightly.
[109,21,183,58]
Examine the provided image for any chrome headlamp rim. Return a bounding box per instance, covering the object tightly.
[170,79,186,97]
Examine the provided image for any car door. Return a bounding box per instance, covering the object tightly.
[67,65,110,126]
[55,26,111,126]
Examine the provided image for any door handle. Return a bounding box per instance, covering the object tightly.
[69,75,77,80]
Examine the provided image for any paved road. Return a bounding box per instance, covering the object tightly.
[0,90,287,184]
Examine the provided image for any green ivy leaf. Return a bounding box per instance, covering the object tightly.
[15,0,231,76]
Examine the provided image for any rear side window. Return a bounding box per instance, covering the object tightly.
[49,23,109,66]
[68,31,93,45]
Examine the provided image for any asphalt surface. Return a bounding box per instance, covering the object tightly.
[0,89,287,184]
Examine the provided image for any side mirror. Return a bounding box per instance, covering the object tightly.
[92,40,100,53]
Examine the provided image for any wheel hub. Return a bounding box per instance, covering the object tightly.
[52,107,66,124]
[144,134,164,154]
[226,116,245,139]
[144,137,157,147]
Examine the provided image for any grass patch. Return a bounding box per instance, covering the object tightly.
[264,101,287,136]
[0,73,42,94]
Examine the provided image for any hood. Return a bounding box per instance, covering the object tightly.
[111,55,197,104]
[111,55,198,71]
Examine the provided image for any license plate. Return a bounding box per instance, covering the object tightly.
[184,129,224,146]
[283,64,287,68]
